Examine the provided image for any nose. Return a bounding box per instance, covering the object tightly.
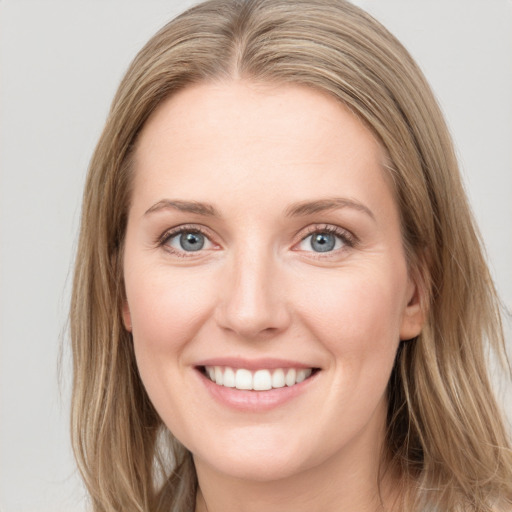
[215,246,291,339]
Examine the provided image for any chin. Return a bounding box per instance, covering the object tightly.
[196,452,307,483]
[190,427,326,483]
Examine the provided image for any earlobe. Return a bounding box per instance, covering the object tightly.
[399,280,426,341]
[122,301,132,332]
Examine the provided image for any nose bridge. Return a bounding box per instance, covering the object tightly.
[216,240,289,338]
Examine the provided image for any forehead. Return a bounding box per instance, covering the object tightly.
[132,80,394,219]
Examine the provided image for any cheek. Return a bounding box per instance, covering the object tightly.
[298,268,406,349]
[125,264,217,361]
[296,266,405,421]
[125,264,221,438]
[292,262,407,412]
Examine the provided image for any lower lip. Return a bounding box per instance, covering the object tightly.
[196,369,319,412]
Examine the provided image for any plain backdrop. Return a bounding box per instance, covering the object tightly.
[1,1,511,511]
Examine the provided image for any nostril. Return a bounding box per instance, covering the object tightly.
[214,273,292,338]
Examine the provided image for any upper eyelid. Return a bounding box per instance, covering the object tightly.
[295,224,356,244]
[158,224,213,243]
[299,224,347,236]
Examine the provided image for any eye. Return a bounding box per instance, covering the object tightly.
[161,227,215,255]
[296,226,353,253]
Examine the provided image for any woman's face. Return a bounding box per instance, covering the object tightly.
[122,81,423,482]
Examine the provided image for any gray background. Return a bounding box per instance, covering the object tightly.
[1,1,511,511]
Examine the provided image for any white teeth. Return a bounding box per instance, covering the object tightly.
[223,367,235,387]
[235,369,253,390]
[204,366,315,390]
[253,370,272,391]
[214,366,223,386]
[285,368,296,386]
[271,369,285,388]
[295,368,311,382]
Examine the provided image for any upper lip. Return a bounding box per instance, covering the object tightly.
[194,357,319,371]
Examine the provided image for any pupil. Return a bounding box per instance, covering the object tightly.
[180,232,205,251]
[312,233,335,252]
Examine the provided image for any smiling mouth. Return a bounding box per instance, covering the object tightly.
[200,366,319,391]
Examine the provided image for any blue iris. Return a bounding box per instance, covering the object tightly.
[179,232,205,251]
[310,232,336,252]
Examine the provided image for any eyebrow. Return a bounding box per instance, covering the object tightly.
[144,197,375,221]
[285,197,375,220]
[144,199,221,217]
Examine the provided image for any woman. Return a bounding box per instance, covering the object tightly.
[70,0,512,510]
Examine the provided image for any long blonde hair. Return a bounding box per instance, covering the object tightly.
[70,1,512,510]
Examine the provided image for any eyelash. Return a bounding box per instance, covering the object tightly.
[156,223,357,258]
[298,224,357,254]
[157,224,214,258]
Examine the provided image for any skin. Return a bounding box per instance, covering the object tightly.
[122,81,424,512]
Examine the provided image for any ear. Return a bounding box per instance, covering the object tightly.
[399,277,426,341]
[122,301,132,332]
